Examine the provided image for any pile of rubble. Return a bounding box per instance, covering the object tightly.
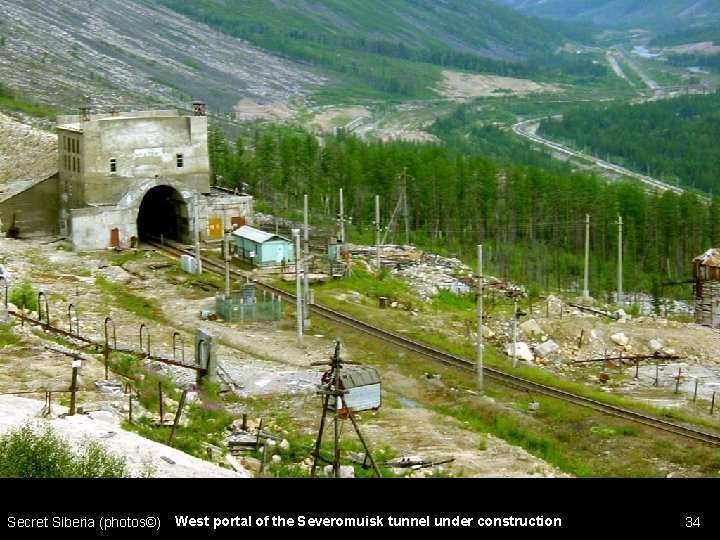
[350,243,511,302]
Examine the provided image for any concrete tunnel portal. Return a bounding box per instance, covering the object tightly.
[136,185,188,241]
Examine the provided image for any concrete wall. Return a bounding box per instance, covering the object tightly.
[205,194,254,241]
[71,179,195,251]
[0,175,61,237]
[57,129,85,210]
[58,110,210,209]
[70,205,135,251]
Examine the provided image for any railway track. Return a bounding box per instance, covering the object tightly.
[147,239,720,448]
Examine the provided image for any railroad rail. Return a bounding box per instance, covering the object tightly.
[147,238,720,448]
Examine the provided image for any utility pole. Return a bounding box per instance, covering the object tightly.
[582,213,590,298]
[375,195,381,269]
[292,229,303,348]
[402,168,409,246]
[617,214,623,306]
[69,356,80,416]
[476,245,484,393]
[223,216,230,296]
[193,193,202,274]
[338,188,345,244]
[303,194,310,328]
[511,298,518,368]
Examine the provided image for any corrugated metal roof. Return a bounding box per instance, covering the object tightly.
[693,248,720,267]
[232,225,289,244]
[338,365,381,389]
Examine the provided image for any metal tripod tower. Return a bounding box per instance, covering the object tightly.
[310,339,382,478]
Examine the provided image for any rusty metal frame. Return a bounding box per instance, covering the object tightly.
[104,316,116,380]
[139,323,150,356]
[67,303,79,335]
[172,331,185,362]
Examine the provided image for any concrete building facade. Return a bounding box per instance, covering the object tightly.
[58,104,211,250]
[56,103,253,251]
[1,103,252,251]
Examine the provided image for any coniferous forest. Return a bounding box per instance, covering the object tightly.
[209,122,717,303]
[538,92,720,194]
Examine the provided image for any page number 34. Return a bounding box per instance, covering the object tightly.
[686,517,700,528]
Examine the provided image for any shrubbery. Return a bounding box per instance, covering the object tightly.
[0,423,132,478]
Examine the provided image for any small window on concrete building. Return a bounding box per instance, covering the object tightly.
[110,158,117,173]
[176,153,184,168]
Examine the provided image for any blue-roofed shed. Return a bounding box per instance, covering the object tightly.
[232,225,293,266]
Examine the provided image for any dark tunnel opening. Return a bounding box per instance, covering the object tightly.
[136,185,186,241]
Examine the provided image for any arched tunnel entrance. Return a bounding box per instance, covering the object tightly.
[137,185,188,241]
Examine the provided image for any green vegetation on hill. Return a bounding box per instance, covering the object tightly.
[0,82,56,118]
[159,0,606,99]
[650,27,720,48]
[665,53,720,75]
[212,124,711,301]
[537,92,720,194]
[497,0,720,33]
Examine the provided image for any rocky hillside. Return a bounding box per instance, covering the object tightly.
[0,0,325,114]
[0,111,56,188]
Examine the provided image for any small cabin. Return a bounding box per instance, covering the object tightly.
[693,248,720,326]
[336,365,381,413]
[232,225,293,267]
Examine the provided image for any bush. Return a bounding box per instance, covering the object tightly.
[10,280,37,312]
[0,423,132,478]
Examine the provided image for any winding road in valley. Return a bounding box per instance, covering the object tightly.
[511,118,687,195]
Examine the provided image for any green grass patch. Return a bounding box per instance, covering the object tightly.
[432,289,475,311]
[0,83,57,119]
[95,276,166,323]
[618,425,639,437]
[108,250,147,266]
[166,263,225,292]
[316,264,414,303]
[0,323,19,346]
[127,378,237,460]
[432,402,591,477]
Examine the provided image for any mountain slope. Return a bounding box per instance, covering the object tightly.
[0,0,325,114]
[158,0,571,63]
[494,0,720,32]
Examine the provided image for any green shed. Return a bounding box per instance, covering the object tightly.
[232,225,294,267]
